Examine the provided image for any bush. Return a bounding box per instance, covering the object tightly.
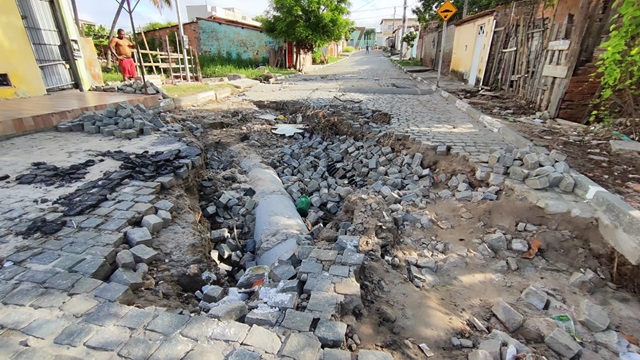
[312,51,323,64]
[343,46,355,53]
[198,51,295,79]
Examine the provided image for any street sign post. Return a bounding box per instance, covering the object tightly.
[436,0,458,87]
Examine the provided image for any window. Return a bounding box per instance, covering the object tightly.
[387,25,393,30]
[0,74,11,87]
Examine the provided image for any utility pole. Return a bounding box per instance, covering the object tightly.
[399,0,408,60]
[463,0,469,17]
[174,0,191,81]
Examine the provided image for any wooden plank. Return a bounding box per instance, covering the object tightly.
[548,39,570,50]
[139,28,157,75]
[542,65,569,78]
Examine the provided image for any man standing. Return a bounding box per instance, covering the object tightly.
[109,29,137,81]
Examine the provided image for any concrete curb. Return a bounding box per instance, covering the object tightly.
[171,87,237,109]
[302,53,354,75]
[394,60,640,265]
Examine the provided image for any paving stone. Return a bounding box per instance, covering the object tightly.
[209,320,250,342]
[309,249,338,261]
[577,299,610,332]
[60,295,99,317]
[281,332,322,360]
[156,176,177,189]
[279,279,303,293]
[109,268,144,290]
[228,348,260,360]
[468,350,493,360]
[116,250,136,270]
[154,200,175,212]
[118,337,162,359]
[245,306,281,327]
[269,263,296,282]
[130,244,160,264]
[53,254,85,271]
[335,278,361,296]
[79,217,104,229]
[69,276,103,295]
[93,282,135,304]
[30,289,70,308]
[0,306,37,329]
[299,259,323,274]
[141,215,163,235]
[10,347,55,360]
[131,202,156,215]
[242,325,282,354]
[525,175,550,189]
[0,281,16,299]
[54,323,96,347]
[149,336,194,360]
[483,233,507,252]
[304,275,333,294]
[114,201,135,210]
[183,344,224,360]
[315,319,347,347]
[209,301,248,321]
[520,286,548,310]
[340,250,364,266]
[329,265,350,277]
[2,284,46,306]
[323,349,352,360]
[0,266,27,280]
[203,285,225,303]
[44,272,83,291]
[71,257,112,280]
[281,309,314,332]
[83,246,117,264]
[117,307,156,329]
[520,318,558,343]
[306,292,341,314]
[478,339,501,360]
[84,326,131,351]
[545,328,582,358]
[15,269,56,284]
[28,251,61,265]
[492,299,524,332]
[156,210,172,227]
[95,233,125,247]
[98,218,129,232]
[126,227,153,247]
[146,311,189,335]
[85,302,128,326]
[6,248,42,263]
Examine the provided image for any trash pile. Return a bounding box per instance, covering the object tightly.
[92,80,168,98]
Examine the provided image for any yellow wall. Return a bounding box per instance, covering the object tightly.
[450,15,495,84]
[0,1,47,98]
[56,0,93,91]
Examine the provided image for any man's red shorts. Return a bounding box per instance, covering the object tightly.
[118,58,137,78]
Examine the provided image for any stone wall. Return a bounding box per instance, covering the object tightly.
[197,19,282,62]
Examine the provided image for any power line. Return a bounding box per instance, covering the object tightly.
[351,6,396,13]
[352,0,378,12]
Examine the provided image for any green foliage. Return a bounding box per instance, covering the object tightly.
[402,31,418,48]
[343,46,355,53]
[312,50,326,64]
[84,24,110,57]
[592,0,640,122]
[143,21,176,31]
[199,52,294,78]
[259,0,353,60]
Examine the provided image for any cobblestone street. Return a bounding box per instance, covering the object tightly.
[0,50,639,360]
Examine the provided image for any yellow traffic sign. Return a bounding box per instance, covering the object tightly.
[437,0,458,22]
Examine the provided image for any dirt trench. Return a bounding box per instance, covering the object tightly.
[141,99,640,359]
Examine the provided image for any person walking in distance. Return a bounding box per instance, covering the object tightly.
[366,45,370,54]
[109,29,137,81]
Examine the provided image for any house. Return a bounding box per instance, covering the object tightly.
[379,18,419,48]
[347,27,376,48]
[449,9,496,86]
[186,5,260,27]
[418,21,456,71]
[393,25,421,59]
[1,0,100,99]
[142,17,282,63]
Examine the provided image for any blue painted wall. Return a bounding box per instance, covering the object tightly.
[198,20,282,61]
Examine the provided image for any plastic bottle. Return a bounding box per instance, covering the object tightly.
[296,195,310,217]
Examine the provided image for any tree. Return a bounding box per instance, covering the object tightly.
[412,0,515,24]
[259,0,353,71]
[363,28,376,47]
[143,21,177,31]
[83,24,110,58]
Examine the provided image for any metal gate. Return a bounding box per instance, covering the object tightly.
[16,0,75,91]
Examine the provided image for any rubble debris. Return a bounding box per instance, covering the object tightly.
[15,160,98,187]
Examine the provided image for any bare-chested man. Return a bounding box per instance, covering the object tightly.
[109,29,137,81]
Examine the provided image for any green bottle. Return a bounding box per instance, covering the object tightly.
[296,195,310,217]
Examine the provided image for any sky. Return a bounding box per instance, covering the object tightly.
[75,0,422,33]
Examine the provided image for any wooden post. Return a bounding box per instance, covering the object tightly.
[175,32,183,81]
[139,27,157,75]
[547,0,595,118]
[166,35,174,83]
[192,47,202,82]
[157,48,164,78]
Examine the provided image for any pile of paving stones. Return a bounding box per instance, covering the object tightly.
[462,283,639,360]
[476,145,576,192]
[191,234,368,357]
[92,80,168,98]
[14,159,98,187]
[56,103,200,140]
[54,147,202,218]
